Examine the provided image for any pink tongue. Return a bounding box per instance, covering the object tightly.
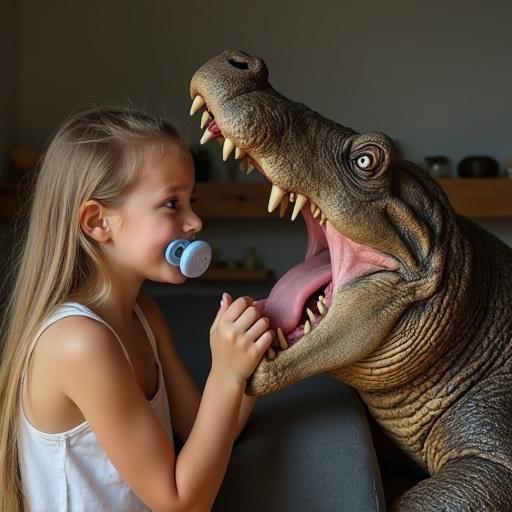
[263,250,331,333]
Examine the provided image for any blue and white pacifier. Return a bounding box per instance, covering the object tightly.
[164,239,212,278]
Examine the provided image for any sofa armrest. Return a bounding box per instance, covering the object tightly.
[214,375,385,511]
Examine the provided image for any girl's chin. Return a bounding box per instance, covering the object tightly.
[165,269,188,284]
[148,267,188,285]
[173,274,188,284]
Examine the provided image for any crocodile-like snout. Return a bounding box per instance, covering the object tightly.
[223,49,268,79]
[190,49,269,106]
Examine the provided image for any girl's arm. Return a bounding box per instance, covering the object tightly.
[236,394,257,437]
[137,292,259,441]
[57,297,273,512]
[217,292,260,438]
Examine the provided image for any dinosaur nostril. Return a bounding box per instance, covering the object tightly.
[228,58,249,70]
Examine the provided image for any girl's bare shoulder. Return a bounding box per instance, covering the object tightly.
[32,314,131,398]
[36,314,122,363]
[26,316,128,433]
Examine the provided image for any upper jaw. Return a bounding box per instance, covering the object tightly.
[190,89,335,225]
[189,92,401,356]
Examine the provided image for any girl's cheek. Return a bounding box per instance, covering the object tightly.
[154,222,179,247]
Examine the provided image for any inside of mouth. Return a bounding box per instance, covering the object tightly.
[207,118,221,136]
[200,108,399,349]
[262,248,332,341]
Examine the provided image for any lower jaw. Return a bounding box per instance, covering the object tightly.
[286,281,333,344]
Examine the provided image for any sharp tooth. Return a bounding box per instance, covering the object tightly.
[279,195,289,218]
[247,163,255,174]
[317,301,326,314]
[313,207,321,218]
[268,184,286,213]
[266,347,276,360]
[277,327,288,350]
[200,111,211,129]
[235,147,246,159]
[320,212,326,224]
[306,308,316,322]
[304,320,312,334]
[310,201,317,213]
[289,192,295,203]
[291,193,308,221]
[190,95,205,116]
[321,297,327,305]
[318,295,325,303]
[200,129,215,145]
[223,138,236,161]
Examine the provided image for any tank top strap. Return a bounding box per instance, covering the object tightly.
[22,302,135,384]
[67,302,135,371]
[133,302,159,364]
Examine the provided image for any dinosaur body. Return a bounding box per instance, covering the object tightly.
[189,50,512,510]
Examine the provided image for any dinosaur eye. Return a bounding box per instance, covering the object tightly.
[348,133,393,181]
[351,145,384,178]
[356,155,372,169]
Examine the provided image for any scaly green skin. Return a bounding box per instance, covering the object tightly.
[190,50,512,511]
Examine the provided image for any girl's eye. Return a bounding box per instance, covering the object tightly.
[165,199,179,209]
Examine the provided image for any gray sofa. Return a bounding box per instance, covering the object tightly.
[152,292,387,511]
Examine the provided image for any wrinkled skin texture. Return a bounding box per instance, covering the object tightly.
[190,50,512,511]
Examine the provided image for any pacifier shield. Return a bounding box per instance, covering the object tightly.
[164,239,212,278]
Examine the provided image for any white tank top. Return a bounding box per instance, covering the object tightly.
[19,301,173,512]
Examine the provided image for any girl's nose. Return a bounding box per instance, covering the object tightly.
[184,209,203,233]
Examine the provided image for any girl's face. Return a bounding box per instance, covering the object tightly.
[105,143,202,284]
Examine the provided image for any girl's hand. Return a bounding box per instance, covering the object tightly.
[209,293,274,385]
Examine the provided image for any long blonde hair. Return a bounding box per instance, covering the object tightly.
[0,106,183,511]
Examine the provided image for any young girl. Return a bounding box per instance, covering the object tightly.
[0,107,275,511]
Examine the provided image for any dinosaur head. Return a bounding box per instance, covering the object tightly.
[190,50,452,395]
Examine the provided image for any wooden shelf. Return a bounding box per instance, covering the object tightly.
[193,182,271,218]
[194,180,512,219]
[436,178,512,218]
[193,180,512,219]
[2,178,512,220]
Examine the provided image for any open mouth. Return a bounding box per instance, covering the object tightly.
[190,95,400,360]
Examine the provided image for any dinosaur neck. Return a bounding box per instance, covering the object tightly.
[332,210,473,391]
[337,219,512,467]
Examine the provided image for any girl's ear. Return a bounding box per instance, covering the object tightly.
[79,200,112,243]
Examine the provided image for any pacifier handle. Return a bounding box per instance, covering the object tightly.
[165,239,212,278]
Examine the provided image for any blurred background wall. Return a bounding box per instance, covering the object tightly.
[1,0,511,289]
[0,0,18,181]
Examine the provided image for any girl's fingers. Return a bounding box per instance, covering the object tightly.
[220,292,233,308]
[253,330,275,355]
[210,292,232,333]
[221,296,254,323]
[244,316,271,342]
[234,305,263,333]
[252,299,265,312]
